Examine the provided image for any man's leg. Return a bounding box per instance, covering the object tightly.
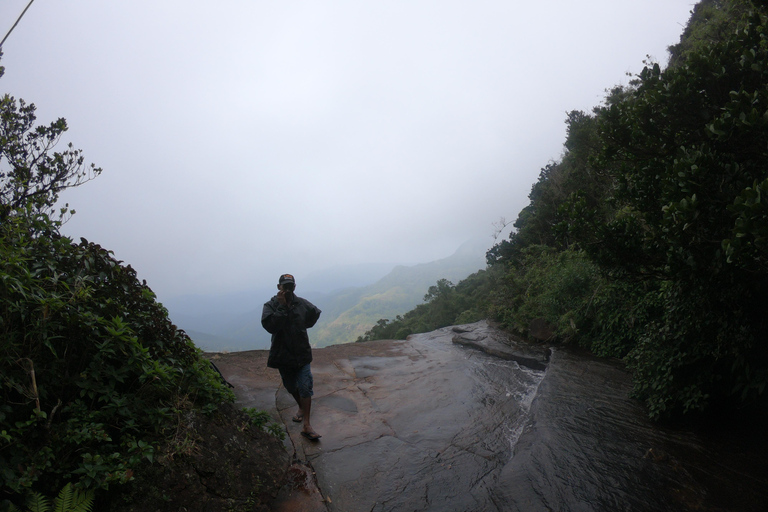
[288,390,318,437]
[279,368,304,422]
[296,364,320,439]
[298,395,315,433]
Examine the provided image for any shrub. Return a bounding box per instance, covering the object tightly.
[488,246,602,344]
[0,214,235,501]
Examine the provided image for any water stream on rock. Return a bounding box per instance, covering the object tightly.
[466,357,544,454]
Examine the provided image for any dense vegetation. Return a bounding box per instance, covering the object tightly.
[361,0,768,420]
[0,57,240,508]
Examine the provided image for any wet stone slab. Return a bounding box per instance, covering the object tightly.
[451,322,550,371]
[212,320,768,512]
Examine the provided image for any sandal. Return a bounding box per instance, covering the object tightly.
[301,431,321,441]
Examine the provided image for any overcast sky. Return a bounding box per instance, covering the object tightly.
[1,0,693,301]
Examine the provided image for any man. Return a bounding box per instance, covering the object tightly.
[261,274,322,441]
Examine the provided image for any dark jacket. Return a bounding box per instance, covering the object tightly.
[261,294,321,369]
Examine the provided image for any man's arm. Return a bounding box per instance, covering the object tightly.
[261,299,289,334]
[303,300,322,329]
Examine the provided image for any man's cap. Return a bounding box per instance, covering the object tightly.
[279,274,296,285]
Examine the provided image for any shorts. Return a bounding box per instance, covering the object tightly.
[278,363,314,398]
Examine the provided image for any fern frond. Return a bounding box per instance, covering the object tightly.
[68,489,94,512]
[25,492,50,512]
[52,483,73,512]
[51,483,93,512]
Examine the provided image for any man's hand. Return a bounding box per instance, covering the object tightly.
[277,289,287,306]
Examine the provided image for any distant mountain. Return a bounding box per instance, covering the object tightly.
[166,239,489,352]
[311,239,489,346]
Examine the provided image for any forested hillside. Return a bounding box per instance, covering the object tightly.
[0,56,283,510]
[362,0,768,420]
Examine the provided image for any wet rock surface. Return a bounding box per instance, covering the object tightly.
[493,347,768,511]
[212,320,768,511]
[451,323,550,370]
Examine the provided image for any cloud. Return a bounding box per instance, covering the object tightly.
[0,0,692,298]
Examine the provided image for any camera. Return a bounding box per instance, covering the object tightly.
[282,283,295,291]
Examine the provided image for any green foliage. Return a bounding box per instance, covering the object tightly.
[487,110,608,265]
[484,0,768,420]
[585,280,665,359]
[9,483,94,512]
[723,176,768,269]
[487,247,603,344]
[668,0,754,66]
[0,213,236,500]
[582,8,768,417]
[0,67,235,506]
[4,482,94,512]
[242,408,285,441]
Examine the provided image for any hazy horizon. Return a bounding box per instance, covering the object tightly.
[165,235,489,351]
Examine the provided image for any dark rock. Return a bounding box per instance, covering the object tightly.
[451,320,549,370]
[208,321,768,512]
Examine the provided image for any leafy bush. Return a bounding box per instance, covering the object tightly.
[586,280,665,359]
[1,70,234,506]
[485,246,618,349]
[586,9,768,417]
[0,214,235,500]
[242,408,285,441]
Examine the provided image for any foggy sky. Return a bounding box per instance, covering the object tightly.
[1,1,693,301]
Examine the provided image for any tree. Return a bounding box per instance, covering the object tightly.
[581,8,768,417]
[0,59,233,505]
[485,2,768,419]
[1,92,101,222]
